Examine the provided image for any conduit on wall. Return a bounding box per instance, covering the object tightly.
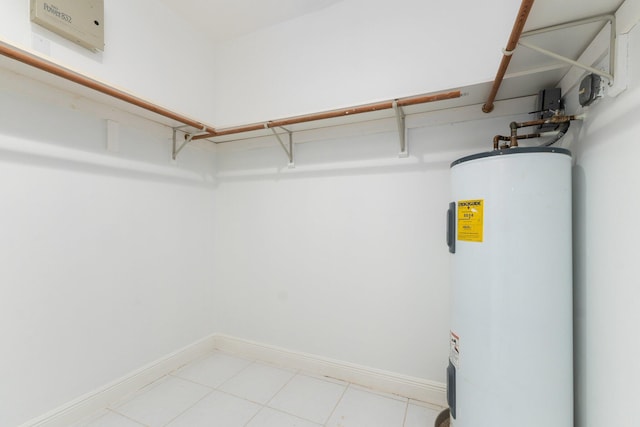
[0,39,460,161]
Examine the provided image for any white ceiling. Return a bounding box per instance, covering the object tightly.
[524,0,623,31]
[160,0,624,95]
[155,0,624,138]
[160,0,624,44]
[160,0,345,43]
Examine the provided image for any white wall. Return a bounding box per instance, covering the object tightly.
[567,12,640,427]
[6,0,640,423]
[0,56,217,427]
[0,4,220,423]
[0,0,217,122]
[1,0,521,130]
[212,102,533,383]
[0,0,527,422]
[209,0,521,127]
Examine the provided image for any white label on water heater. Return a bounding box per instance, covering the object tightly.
[450,331,460,368]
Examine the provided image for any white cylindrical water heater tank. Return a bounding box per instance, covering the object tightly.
[446,147,573,427]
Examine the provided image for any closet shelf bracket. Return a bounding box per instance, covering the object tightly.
[268,125,295,168]
[393,101,408,158]
[518,14,616,85]
[172,126,209,160]
[172,126,191,160]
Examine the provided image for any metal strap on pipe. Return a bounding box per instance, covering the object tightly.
[482,0,535,113]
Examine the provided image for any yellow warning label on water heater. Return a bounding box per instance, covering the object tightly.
[457,199,483,242]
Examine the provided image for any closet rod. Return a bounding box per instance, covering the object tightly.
[192,90,461,140]
[0,40,217,134]
[0,40,460,142]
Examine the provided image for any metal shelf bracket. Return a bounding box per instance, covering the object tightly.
[172,126,213,160]
[172,125,192,160]
[393,100,408,157]
[268,124,295,168]
[519,14,616,85]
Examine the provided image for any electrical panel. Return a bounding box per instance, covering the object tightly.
[30,0,104,52]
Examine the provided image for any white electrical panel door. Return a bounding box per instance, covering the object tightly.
[30,0,104,51]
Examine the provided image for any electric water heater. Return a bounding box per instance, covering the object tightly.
[446,147,573,427]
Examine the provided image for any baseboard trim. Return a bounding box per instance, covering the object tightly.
[23,333,446,426]
[213,334,446,406]
[21,335,216,427]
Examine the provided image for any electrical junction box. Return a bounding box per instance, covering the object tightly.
[536,88,562,131]
[579,74,604,107]
[30,0,104,52]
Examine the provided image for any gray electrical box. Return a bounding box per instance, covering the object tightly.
[30,0,104,52]
[578,74,604,107]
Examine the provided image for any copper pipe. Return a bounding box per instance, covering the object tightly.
[482,0,535,113]
[514,115,578,128]
[492,114,578,150]
[0,41,217,134]
[493,133,541,150]
[0,40,460,142]
[192,90,461,141]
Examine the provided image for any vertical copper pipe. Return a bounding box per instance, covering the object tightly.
[482,0,535,113]
[509,121,519,147]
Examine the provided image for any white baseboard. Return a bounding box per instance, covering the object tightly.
[213,334,446,406]
[21,335,216,427]
[23,333,446,426]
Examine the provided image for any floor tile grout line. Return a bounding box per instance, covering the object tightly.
[91,349,436,427]
[241,370,301,427]
[268,370,299,402]
[407,398,445,409]
[214,358,259,390]
[160,388,216,427]
[242,404,263,427]
[215,383,287,407]
[108,374,174,410]
[258,372,351,426]
[218,362,298,405]
[114,352,243,409]
[167,373,218,391]
[169,351,256,391]
[248,406,324,427]
[103,408,148,426]
[212,387,263,406]
[348,383,409,403]
[267,408,324,426]
[167,350,215,376]
[323,381,352,426]
[160,353,260,426]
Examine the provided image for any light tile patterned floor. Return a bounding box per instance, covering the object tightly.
[73,351,443,427]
